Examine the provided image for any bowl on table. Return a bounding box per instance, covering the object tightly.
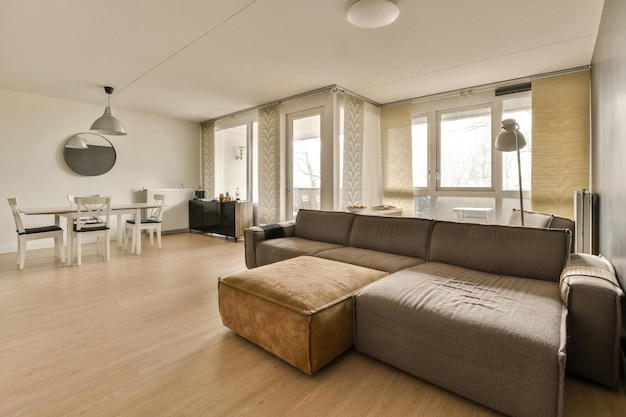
[346,206,367,213]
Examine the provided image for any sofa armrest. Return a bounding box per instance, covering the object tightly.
[559,253,624,387]
[244,221,295,268]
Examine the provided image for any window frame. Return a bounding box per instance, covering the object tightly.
[411,89,531,224]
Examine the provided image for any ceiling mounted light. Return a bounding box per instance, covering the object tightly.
[90,86,127,136]
[347,0,399,29]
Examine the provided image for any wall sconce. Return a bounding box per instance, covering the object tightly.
[236,146,246,160]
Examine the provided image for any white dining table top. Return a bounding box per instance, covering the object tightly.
[19,202,164,215]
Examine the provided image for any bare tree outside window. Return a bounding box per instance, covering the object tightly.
[440,108,492,188]
[293,138,320,188]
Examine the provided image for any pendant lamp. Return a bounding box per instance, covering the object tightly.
[495,119,527,225]
[90,86,127,136]
[347,0,399,29]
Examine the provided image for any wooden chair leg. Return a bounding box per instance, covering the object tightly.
[17,236,26,269]
[123,224,130,250]
[55,235,65,264]
[156,225,162,248]
[76,234,82,266]
[67,233,73,266]
[148,228,154,246]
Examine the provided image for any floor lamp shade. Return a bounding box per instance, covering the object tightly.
[90,86,127,136]
[495,119,526,151]
[495,118,526,225]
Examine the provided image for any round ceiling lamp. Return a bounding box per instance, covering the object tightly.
[347,0,399,29]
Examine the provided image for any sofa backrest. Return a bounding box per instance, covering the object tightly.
[349,215,433,259]
[429,221,571,282]
[294,209,355,245]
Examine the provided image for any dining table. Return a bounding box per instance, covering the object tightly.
[19,202,166,257]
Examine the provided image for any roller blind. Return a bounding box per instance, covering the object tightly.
[532,70,590,219]
[381,102,413,215]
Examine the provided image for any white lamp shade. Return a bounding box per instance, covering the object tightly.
[495,118,526,152]
[347,0,399,29]
[90,106,127,136]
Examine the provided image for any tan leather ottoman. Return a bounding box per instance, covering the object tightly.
[218,256,388,374]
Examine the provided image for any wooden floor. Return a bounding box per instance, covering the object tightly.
[1,233,625,417]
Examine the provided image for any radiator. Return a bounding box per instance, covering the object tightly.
[574,189,594,253]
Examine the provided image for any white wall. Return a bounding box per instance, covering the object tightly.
[0,88,201,253]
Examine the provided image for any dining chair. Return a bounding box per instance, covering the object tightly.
[124,194,166,253]
[67,194,100,206]
[7,197,65,269]
[68,196,111,266]
[67,194,104,247]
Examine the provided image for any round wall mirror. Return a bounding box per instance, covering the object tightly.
[63,133,116,176]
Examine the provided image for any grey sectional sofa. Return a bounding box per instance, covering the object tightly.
[243,209,624,417]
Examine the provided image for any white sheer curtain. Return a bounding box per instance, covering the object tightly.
[201,121,215,199]
[257,105,280,224]
[342,94,365,207]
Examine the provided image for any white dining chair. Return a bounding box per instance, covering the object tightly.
[124,194,165,253]
[67,194,100,206]
[7,197,65,269]
[68,196,111,266]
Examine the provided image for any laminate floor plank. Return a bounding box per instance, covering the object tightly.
[0,233,624,417]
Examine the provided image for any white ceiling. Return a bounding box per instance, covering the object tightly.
[0,0,605,123]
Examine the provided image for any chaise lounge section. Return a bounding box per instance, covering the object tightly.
[354,220,571,417]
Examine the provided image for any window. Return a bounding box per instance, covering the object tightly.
[502,97,532,191]
[439,107,491,188]
[411,116,428,188]
[411,91,531,224]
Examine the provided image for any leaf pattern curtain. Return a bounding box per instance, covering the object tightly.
[532,70,590,219]
[381,103,413,215]
[257,105,280,225]
[201,121,215,199]
[342,95,364,207]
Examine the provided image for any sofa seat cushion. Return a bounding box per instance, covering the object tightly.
[255,237,344,267]
[219,256,388,374]
[316,247,425,273]
[354,261,566,417]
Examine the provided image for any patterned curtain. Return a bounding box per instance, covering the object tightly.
[201,121,215,199]
[532,70,590,219]
[257,105,280,225]
[381,103,413,215]
[342,95,364,207]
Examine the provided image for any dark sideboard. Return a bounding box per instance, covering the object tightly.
[188,200,253,241]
